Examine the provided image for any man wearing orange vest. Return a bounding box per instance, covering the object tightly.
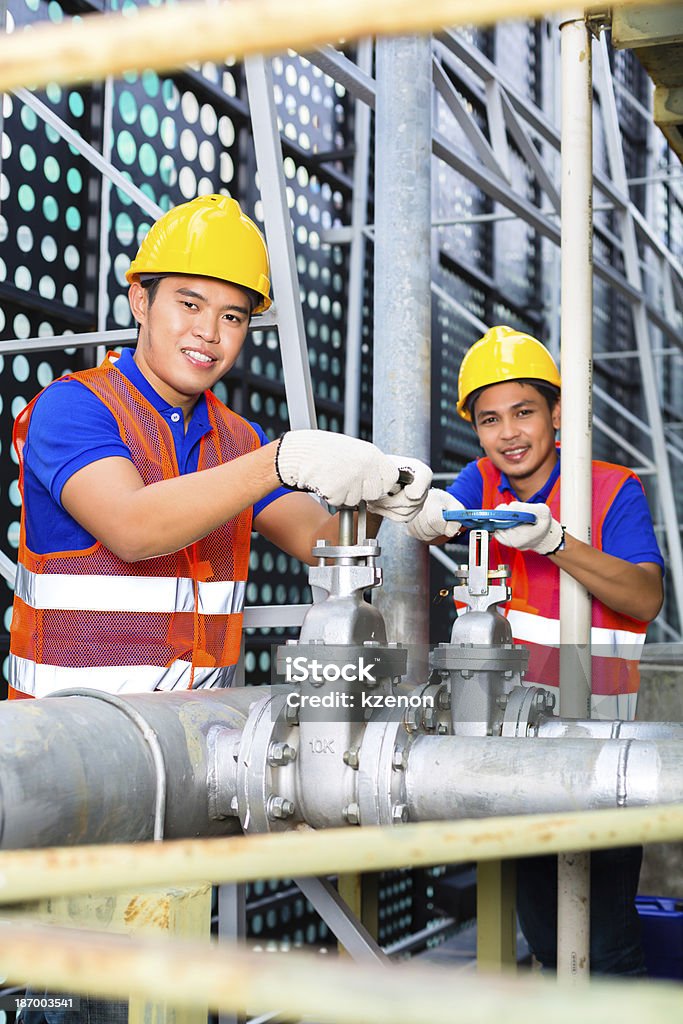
[407,325,664,975]
[8,194,431,706]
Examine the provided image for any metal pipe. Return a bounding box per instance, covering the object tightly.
[559,11,593,718]
[3,803,683,906]
[558,9,594,979]
[0,689,259,849]
[343,37,373,438]
[537,717,683,741]
[405,735,683,820]
[373,34,431,665]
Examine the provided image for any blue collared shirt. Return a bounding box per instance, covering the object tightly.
[22,348,288,554]
[447,451,664,569]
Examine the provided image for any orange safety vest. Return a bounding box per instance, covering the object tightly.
[8,353,259,698]
[473,458,650,721]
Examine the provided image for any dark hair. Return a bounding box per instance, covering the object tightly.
[468,378,560,420]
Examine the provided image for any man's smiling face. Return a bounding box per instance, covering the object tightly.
[472,380,561,499]
[129,275,251,422]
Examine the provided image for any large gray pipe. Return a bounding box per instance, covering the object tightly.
[0,689,258,849]
[405,734,683,820]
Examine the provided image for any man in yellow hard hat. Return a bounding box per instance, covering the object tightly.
[408,324,664,975]
[8,194,432,702]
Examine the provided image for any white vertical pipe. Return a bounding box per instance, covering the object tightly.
[557,10,593,981]
[343,39,373,438]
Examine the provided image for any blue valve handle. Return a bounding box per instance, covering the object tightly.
[442,508,537,530]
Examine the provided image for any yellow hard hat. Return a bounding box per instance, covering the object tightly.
[126,194,272,313]
[457,325,561,421]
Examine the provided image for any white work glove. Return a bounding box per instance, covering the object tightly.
[366,456,433,523]
[492,501,564,555]
[276,429,411,508]
[407,489,466,543]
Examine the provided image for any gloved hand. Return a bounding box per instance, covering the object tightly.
[366,456,433,522]
[276,429,416,508]
[492,501,564,554]
[407,489,466,542]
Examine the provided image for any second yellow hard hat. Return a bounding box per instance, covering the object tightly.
[457,325,561,421]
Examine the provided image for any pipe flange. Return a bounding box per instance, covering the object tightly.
[356,681,445,826]
[500,685,555,737]
[236,692,300,833]
[430,643,528,674]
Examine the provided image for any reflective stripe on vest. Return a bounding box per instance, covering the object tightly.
[474,456,649,717]
[9,353,257,697]
[9,655,236,697]
[14,565,246,616]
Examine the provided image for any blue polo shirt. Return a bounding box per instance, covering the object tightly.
[22,348,289,555]
[447,453,664,569]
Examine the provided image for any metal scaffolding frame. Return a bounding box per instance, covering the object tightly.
[1,20,681,630]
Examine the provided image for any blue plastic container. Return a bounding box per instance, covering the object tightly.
[636,895,683,980]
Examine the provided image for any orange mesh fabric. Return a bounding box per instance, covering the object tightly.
[10,353,260,690]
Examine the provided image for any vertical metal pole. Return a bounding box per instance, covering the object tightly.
[343,39,373,438]
[244,57,317,430]
[372,35,432,658]
[594,35,683,637]
[557,11,593,980]
[218,883,246,1024]
[96,73,115,367]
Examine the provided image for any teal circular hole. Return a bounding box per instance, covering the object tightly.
[142,70,160,98]
[7,522,19,551]
[40,234,57,262]
[39,276,56,299]
[112,295,131,325]
[37,362,54,387]
[68,92,85,118]
[17,183,35,211]
[115,211,135,245]
[161,79,179,110]
[140,104,159,138]
[17,225,33,253]
[9,480,21,507]
[44,155,60,183]
[45,81,62,102]
[11,395,27,417]
[64,244,80,271]
[19,144,36,172]
[12,355,30,383]
[160,116,177,148]
[65,206,81,231]
[138,143,158,176]
[25,0,40,10]
[62,284,78,306]
[118,90,137,125]
[47,1,63,21]
[116,130,137,166]
[14,266,31,290]
[20,105,37,131]
[42,196,59,223]
[66,167,82,194]
[159,154,177,187]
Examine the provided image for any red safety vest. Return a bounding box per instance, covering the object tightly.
[473,458,650,720]
[9,352,259,698]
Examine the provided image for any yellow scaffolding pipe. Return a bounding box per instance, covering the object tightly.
[0,0,666,95]
[0,920,681,1024]
[1,803,682,904]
